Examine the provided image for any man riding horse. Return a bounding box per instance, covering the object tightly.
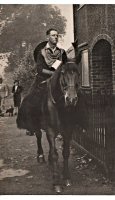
[17,29,85,193]
[26,28,67,136]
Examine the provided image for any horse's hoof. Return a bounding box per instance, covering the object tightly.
[54,185,62,193]
[37,155,45,163]
[65,179,72,187]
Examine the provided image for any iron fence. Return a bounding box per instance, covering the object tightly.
[73,88,115,178]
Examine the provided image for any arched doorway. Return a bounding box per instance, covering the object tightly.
[92,39,112,93]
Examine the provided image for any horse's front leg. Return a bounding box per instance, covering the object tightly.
[62,132,72,187]
[35,129,45,163]
[46,127,62,193]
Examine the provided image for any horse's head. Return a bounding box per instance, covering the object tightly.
[59,62,80,107]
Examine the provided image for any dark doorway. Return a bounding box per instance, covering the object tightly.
[92,39,112,93]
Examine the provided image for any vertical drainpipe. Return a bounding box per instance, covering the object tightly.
[73,4,79,41]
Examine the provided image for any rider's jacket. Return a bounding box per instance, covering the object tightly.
[34,41,67,81]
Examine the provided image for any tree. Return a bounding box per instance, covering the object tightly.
[0,4,67,79]
[0,5,67,53]
[13,44,36,94]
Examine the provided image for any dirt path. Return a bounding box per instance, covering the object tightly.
[0,116,115,195]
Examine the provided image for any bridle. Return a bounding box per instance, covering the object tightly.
[61,85,77,93]
[48,71,79,105]
[47,77,65,105]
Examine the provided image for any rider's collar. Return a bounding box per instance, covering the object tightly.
[45,42,59,53]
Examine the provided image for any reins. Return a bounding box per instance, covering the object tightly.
[47,77,65,105]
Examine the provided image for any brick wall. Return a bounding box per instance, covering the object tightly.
[74,5,115,95]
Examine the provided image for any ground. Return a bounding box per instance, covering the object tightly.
[0,114,115,195]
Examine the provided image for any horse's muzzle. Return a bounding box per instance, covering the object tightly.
[65,96,78,107]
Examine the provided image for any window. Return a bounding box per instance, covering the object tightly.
[81,49,90,87]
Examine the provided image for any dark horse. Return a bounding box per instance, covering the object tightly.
[17,61,86,193]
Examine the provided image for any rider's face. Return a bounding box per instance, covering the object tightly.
[48,30,59,45]
[14,82,18,86]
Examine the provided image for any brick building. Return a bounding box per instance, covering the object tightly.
[72,5,115,177]
[73,4,115,95]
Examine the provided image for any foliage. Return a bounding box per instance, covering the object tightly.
[0,4,67,81]
[5,48,21,73]
[13,44,36,94]
[0,5,67,53]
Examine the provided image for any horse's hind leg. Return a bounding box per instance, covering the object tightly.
[62,132,72,187]
[46,127,62,193]
[35,129,45,163]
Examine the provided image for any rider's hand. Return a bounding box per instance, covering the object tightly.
[50,67,55,71]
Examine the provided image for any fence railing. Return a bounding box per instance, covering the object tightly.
[73,88,115,178]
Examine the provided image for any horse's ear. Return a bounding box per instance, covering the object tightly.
[72,39,78,49]
[71,39,82,64]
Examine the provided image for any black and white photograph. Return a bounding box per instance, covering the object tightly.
[0,3,115,195]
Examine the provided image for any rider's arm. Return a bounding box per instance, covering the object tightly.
[36,53,55,76]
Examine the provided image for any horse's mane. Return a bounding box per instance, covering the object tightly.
[47,61,80,104]
[49,64,63,90]
[50,61,79,90]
